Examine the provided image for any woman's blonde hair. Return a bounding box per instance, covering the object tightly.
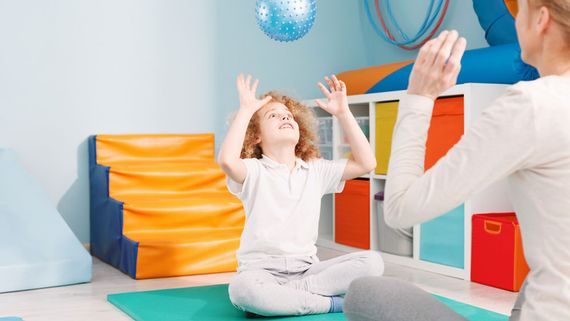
[528,0,570,41]
[241,91,321,161]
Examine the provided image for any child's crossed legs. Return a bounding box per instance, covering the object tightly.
[228,251,384,316]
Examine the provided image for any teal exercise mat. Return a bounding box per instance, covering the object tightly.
[108,284,508,321]
[0,318,24,321]
[434,295,508,321]
[108,284,345,321]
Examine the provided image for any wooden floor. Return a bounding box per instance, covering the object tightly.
[0,247,518,320]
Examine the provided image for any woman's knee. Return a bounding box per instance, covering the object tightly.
[360,251,385,276]
[345,277,415,321]
[346,276,394,306]
[345,277,466,321]
[345,276,391,320]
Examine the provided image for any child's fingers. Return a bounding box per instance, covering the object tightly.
[324,76,335,92]
[315,99,328,110]
[236,73,244,90]
[317,82,332,98]
[251,79,259,94]
[244,74,252,89]
[339,80,347,93]
[332,75,341,91]
[260,95,272,105]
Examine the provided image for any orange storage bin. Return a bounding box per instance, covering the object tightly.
[425,96,464,170]
[471,213,530,291]
[335,179,370,249]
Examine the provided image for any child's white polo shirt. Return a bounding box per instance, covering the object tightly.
[227,155,348,264]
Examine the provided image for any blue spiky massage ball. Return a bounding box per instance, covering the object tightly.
[255,0,317,42]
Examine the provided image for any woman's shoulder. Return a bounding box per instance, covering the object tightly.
[511,75,570,97]
[510,76,570,113]
[492,78,551,113]
[506,76,570,137]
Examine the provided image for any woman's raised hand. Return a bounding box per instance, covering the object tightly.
[407,30,467,100]
[236,73,272,114]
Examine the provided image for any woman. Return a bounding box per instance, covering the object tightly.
[344,1,570,320]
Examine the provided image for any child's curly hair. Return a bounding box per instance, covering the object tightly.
[241,91,321,161]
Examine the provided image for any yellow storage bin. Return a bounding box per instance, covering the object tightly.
[375,101,399,174]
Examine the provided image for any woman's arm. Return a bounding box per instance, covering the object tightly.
[384,30,535,228]
[384,88,535,228]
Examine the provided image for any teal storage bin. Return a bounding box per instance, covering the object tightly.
[420,204,465,268]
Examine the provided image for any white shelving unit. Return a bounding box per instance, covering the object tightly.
[306,83,514,280]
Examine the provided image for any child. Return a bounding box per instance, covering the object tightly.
[217,73,384,317]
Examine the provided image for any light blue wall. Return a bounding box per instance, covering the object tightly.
[357,0,488,65]
[214,0,370,140]
[0,0,489,244]
[0,0,220,243]
[214,0,488,143]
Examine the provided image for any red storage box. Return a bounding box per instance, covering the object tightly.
[425,96,464,170]
[335,179,370,249]
[471,213,530,291]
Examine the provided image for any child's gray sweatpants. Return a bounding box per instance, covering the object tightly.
[228,251,384,317]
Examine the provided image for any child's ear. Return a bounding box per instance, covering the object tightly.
[255,136,262,144]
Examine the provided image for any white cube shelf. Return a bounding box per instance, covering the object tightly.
[306,83,514,280]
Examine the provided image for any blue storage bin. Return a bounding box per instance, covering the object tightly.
[420,204,465,268]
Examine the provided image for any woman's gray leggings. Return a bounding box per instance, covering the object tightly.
[344,277,526,321]
[228,251,385,317]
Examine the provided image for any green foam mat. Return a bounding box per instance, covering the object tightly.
[108,284,508,321]
[108,284,343,321]
[434,295,508,321]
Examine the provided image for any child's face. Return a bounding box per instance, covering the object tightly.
[256,102,300,148]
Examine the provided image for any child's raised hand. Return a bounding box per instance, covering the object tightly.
[236,73,272,114]
[407,30,467,100]
[315,75,349,117]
